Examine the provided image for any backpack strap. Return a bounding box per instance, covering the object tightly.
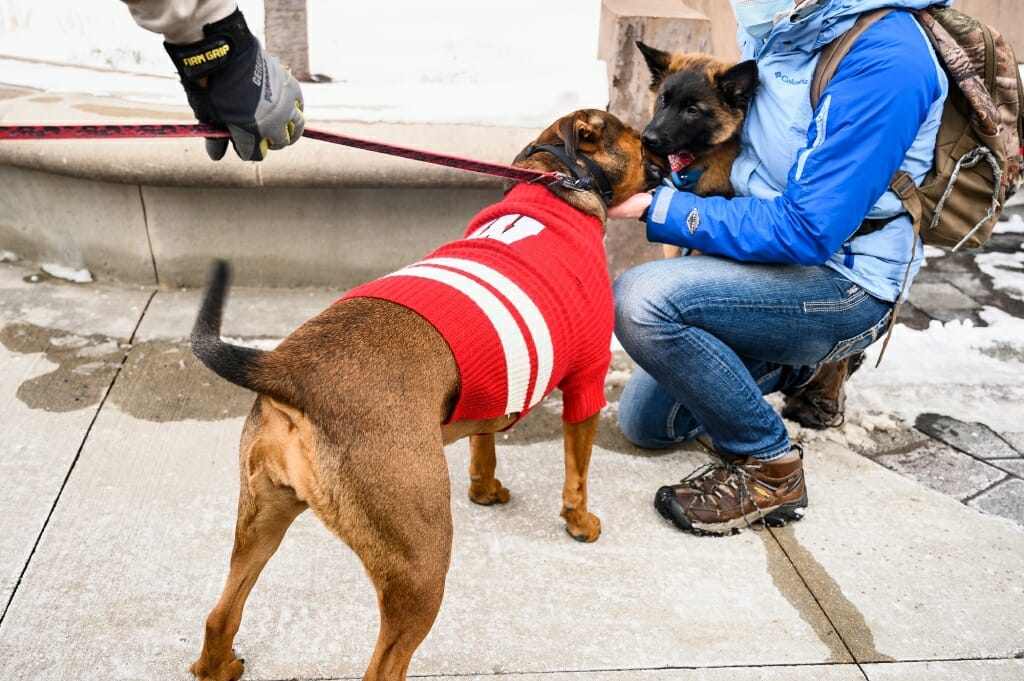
[1015,36,1024,155]
[811,8,895,110]
[872,171,922,366]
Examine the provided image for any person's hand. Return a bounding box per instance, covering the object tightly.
[164,9,305,161]
[608,191,654,220]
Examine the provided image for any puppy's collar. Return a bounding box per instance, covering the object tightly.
[667,150,704,192]
[522,143,615,207]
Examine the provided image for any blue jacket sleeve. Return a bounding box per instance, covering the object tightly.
[645,12,943,265]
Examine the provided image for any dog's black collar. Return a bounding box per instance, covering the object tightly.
[523,143,615,208]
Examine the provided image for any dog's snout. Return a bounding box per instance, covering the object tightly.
[644,159,666,190]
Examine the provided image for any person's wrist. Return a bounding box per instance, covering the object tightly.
[638,190,655,222]
[163,8,254,84]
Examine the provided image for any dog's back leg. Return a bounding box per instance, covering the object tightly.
[313,432,453,681]
[191,404,308,681]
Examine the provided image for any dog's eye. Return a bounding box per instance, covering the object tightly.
[686,105,700,116]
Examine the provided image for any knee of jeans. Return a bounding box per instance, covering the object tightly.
[616,405,647,448]
[613,269,667,350]
[616,397,665,449]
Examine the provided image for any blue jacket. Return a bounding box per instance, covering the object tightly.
[645,0,950,302]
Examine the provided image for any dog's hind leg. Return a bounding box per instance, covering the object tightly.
[467,433,510,505]
[191,476,306,681]
[560,413,602,542]
[191,409,308,681]
[318,434,453,681]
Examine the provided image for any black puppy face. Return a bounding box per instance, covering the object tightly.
[634,43,758,157]
[645,69,725,155]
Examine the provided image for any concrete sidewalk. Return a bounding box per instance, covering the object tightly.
[1,252,1023,681]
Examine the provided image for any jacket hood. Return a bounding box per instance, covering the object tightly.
[753,0,953,52]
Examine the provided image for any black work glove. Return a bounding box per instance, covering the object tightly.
[164,9,305,161]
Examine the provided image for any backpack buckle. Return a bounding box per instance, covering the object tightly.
[892,173,917,199]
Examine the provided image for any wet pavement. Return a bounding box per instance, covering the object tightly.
[0,211,1022,680]
[841,210,1024,528]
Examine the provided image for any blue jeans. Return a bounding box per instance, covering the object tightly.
[613,256,893,461]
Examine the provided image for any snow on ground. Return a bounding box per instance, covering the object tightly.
[0,0,608,127]
[978,215,1024,301]
[40,263,93,283]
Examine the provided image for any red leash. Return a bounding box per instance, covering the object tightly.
[0,123,565,187]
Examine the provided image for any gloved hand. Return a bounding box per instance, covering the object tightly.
[164,9,305,161]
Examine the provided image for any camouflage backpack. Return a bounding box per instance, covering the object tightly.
[812,6,1024,252]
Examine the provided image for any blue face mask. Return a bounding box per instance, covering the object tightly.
[729,0,794,38]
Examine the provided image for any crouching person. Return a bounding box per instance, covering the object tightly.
[608,0,949,535]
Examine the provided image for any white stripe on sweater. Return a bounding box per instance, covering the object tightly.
[422,257,553,409]
[383,264,531,414]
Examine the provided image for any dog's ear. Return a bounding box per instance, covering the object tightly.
[557,114,579,159]
[558,110,606,155]
[635,41,672,90]
[718,59,759,110]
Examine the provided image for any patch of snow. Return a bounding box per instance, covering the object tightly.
[0,0,607,128]
[922,244,945,263]
[976,250,1024,300]
[850,307,1024,431]
[997,212,1024,233]
[864,307,1024,385]
[40,263,92,283]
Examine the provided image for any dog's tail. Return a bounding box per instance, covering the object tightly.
[191,260,298,405]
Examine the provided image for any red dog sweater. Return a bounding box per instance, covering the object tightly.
[341,183,612,425]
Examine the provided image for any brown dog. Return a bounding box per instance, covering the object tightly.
[187,109,665,681]
[635,42,758,257]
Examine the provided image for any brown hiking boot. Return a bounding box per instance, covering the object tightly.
[653,447,807,535]
[782,351,865,429]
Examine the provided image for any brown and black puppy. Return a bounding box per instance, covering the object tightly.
[186,109,665,681]
[636,42,758,256]
[636,41,758,197]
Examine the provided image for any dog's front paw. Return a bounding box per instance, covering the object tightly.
[561,507,601,542]
[468,478,510,506]
[190,654,244,681]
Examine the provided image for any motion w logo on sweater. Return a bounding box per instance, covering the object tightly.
[467,214,546,244]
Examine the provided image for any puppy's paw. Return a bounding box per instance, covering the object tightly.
[561,507,601,542]
[190,654,243,681]
[468,478,510,506]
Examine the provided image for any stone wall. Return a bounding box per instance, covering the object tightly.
[621,2,1023,63]
[955,0,1024,59]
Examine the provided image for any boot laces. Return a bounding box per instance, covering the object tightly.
[679,460,769,531]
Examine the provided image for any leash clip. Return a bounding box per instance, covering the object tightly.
[560,175,595,193]
[528,171,571,188]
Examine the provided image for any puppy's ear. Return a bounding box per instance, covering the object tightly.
[719,59,759,110]
[636,41,672,90]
